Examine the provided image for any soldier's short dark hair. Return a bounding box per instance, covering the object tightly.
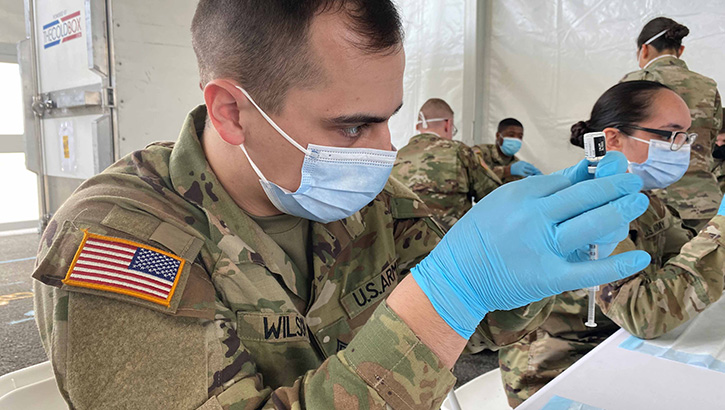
[498,118,523,133]
[191,0,404,114]
[637,17,689,53]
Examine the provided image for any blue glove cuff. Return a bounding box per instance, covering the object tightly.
[411,253,488,339]
[718,195,725,216]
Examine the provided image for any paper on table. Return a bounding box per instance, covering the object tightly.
[619,295,725,373]
[541,395,605,410]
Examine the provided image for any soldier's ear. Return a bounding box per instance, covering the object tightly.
[203,79,248,146]
[603,127,624,151]
[640,44,652,62]
[677,45,685,58]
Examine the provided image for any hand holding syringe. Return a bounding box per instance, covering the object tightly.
[583,132,607,328]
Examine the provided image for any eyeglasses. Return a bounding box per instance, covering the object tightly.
[616,124,697,151]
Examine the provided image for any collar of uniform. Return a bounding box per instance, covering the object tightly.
[491,142,514,163]
[644,55,687,70]
[168,105,310,301]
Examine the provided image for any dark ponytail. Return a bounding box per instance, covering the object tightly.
[637,17,689,52]
[570,81,672,148]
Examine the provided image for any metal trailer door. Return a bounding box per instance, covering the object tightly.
[20,0,114,227]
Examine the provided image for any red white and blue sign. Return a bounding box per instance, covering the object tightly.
[43,10,83,49]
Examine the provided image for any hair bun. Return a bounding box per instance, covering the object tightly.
[569,120,590,148]
[666,24,690,41]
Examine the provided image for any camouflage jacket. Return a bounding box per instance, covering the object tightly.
[391,133,501,230]
[471,143,523,184]
[32,106,548,410]
[621,56,724,222]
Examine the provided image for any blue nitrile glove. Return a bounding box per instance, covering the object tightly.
[510,160,543,177]
[411,153,651,338]
[556,152,632,262]
[718,194,725,216]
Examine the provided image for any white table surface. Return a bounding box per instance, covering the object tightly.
[517,325,725,410]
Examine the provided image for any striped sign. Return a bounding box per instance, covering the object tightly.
[63,230,184,307]
[42,10,83,49]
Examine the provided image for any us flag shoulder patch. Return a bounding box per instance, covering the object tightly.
[63,230,185,307]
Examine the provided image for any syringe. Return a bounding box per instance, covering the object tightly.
[583,132,607,328]
[585,246,599,328]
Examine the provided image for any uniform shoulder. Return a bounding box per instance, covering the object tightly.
[472,143,496,153]
[32,142,214,318]
[383,176,425,201]
[620,69,656,83]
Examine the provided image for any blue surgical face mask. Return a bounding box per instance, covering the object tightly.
[627,136,691,190]
[236,86,397,224]
[500,137,522,156]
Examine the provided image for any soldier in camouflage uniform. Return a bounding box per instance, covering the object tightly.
[472,118,542,185]
[621,17,723,231]
[391,98,501,230]
[499,81,725,407]
[34,105,555,409]
[31,2,574,409]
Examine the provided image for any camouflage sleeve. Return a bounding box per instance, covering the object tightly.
[459,145,502,202]
[35,281,453,410]
[598,215,725,339]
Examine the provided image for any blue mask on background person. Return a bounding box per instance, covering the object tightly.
[236,86,397,224]
[627,136,690,190]
[500,137,522,156]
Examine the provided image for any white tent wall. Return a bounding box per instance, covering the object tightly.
[390,0,474,150]
[483,0,725,174]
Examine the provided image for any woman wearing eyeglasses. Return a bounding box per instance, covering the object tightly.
[622,17,723,232]
[497,81,725,408]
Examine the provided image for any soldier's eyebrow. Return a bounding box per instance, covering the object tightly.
[325,102,403,125]
[660,122,686,130]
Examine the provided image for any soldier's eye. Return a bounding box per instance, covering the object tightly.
[341,124,369,138]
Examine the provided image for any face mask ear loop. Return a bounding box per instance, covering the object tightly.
[236,86,310,155]
[419,112,428,129]
[239,144,271,184]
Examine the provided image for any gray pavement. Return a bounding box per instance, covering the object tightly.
[0,231,46,376]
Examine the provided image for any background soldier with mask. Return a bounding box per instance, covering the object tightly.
[391,98,501,230]
[31,1,652,409]
[622,17,723,231]
[472,118,542,184]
